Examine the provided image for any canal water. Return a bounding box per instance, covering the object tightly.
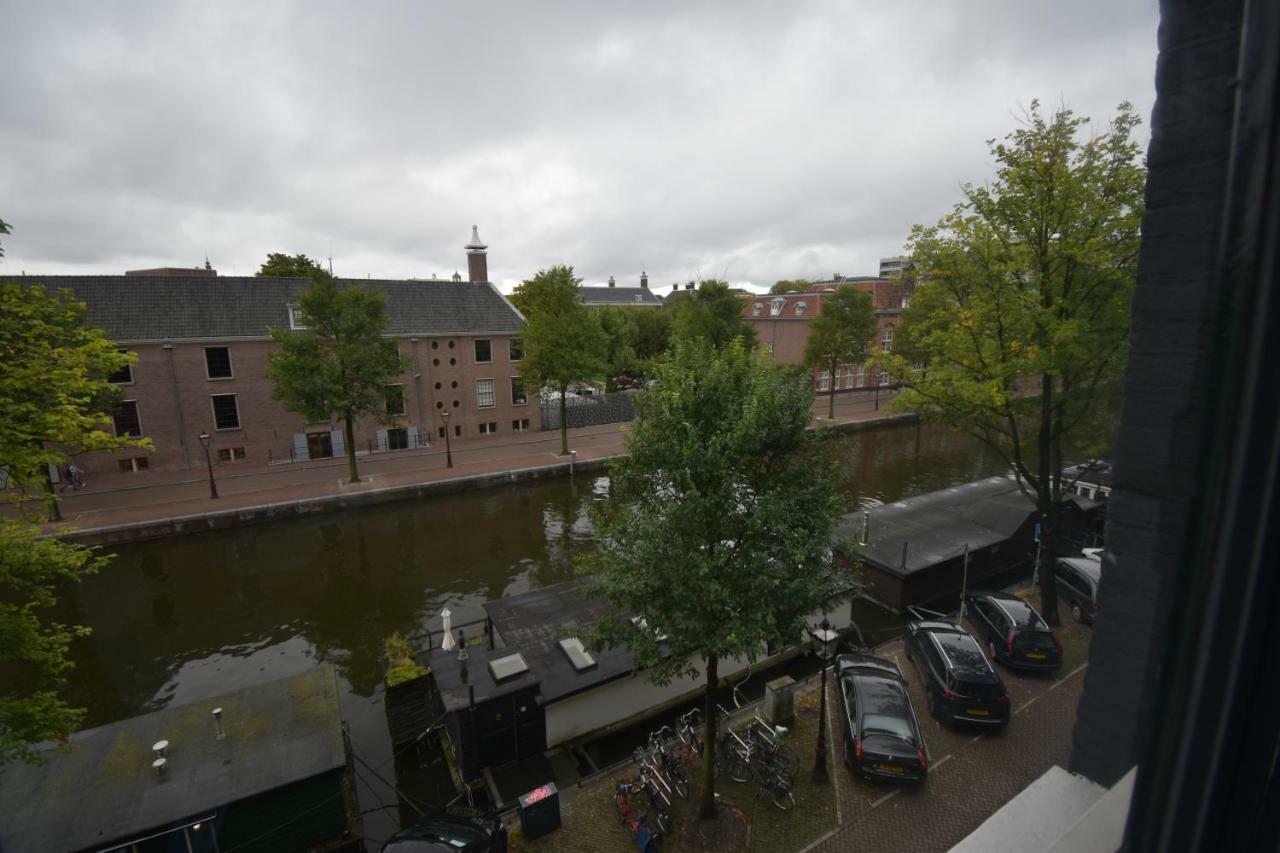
[58,421,1005,846]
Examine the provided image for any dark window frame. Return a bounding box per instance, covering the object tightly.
[204,346,233,380]
[210,393,240,430]
[113,400,143,437]
[475,339,492,364]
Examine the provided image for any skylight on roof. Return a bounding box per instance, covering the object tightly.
[488,652,529,683]
[558,638,597,672]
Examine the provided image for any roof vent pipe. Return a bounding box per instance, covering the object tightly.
[152,757,168,777]
[860,511,870,546]
[608,276,615,288]
[212,707,226,741]
[152,739,169,759]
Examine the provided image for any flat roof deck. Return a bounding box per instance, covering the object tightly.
[430,579,636,712]
[0,666,345,853]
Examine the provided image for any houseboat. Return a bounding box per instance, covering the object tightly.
[425,578,860,782]
[0,667,355,853]
[834,475,1103,612]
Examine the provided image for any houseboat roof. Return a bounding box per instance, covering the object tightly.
[0,666,345,853]
[835,476,1086,577]
[430,579,636,713]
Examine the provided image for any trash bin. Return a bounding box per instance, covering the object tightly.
[517,782,561,839]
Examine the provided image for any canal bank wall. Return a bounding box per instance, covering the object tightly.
[57,412,918,547]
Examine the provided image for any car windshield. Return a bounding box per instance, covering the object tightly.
[1000,598,1047,629]
[861,714,916,746]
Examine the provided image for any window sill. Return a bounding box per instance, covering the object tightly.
[215,427,242,432]
[207,375,235,381]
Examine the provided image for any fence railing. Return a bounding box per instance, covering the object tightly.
[540,390,639,431]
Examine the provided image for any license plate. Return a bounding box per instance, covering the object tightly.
[879,764,904,774]
[1026,652,1046,660]
[967,708,990,716]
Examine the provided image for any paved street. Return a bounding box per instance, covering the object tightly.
[39,390,905,536]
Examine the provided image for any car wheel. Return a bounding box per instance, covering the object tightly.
[1072,604,1084,623]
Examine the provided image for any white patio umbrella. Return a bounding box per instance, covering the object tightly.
[440,608,456,651]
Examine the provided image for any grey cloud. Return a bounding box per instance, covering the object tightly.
[0,1,1157,291]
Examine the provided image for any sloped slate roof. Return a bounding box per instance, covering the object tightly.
[0,666,345,853]
[22,275,523,341]
[834,476,1037,577]
[579,286,664,306]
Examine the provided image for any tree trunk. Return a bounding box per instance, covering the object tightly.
[1037,373,1060,625]
[344,411,360,484]
[559,382,569,456]
[44,466,62,523]
[699,654,720,819]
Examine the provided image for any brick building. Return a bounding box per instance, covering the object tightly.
[742,275,912,392]
[25,229,536,477]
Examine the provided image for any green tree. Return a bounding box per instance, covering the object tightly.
[0,520,109,764]
[804,288,876,420]
[671,280,757,350]
[266,278,405,483]
[596,307,639,389]
[876,101,1145,624]
[770,278,811,294]
[0,217,11,258]
[585,339,841,818]
[627,308,673,366]
[256,252,333,281]
[513,266,608,455]
[0,283,147,521]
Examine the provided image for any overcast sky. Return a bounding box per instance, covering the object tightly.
[1,1,1158,294]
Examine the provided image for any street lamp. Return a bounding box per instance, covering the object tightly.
[198,432,219,499]
[440,410,453,468]
[809,617,839,784]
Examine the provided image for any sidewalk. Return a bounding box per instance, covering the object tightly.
[45,393,910,542]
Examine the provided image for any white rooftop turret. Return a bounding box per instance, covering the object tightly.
[466,225,487,253]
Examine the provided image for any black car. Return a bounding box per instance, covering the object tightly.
[382,809,508,853]
[904,620,1010,727]
[965,592,1063,673]
[834,654,928,783]
[1055,557,1102,624]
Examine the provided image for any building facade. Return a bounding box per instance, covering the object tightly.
[742,275,912,392]
[27,231,537,477]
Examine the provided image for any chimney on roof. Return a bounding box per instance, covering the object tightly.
[608,275,615,288]
[672,283,678,293]
[640,271,648,289]
[452,270,462,282]
[465,225,488,283]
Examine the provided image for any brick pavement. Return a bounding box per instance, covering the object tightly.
[36,392,908,537]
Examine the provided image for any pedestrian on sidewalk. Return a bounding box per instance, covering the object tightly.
[68,463,85,490]
[59,464,73,492]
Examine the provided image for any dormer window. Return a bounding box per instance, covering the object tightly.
[794,301,807,316]
[770,298,786,316]
[752,302,763,316]
[288,304,308,330]
[634,294,643,303]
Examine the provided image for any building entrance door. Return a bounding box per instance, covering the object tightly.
[307,431,334,459]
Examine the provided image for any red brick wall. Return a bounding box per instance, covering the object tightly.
[85,334,537,477]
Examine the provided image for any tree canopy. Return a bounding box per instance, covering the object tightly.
[585,338,842,817]
[670,280,756,350]
[267,278,405,483]
[0,521,109,765]
[0,217,11,258]
[770,278,811,294]
[257,252,333,281]
[804,287,876,419]
[0,283,147,519]
[876,101,1145,623]
[513,266,608,455]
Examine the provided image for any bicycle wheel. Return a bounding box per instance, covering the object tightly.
[771,784,796,811]
[776,743,800,780]
[672,772,689,800]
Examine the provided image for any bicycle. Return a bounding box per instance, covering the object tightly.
[648,727,690,800]
[635,758,673,836]
[615,778,662,851]
[675,707,703,758]
[748,710,800,781]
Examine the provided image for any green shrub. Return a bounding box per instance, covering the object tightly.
[384,631,425,687]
